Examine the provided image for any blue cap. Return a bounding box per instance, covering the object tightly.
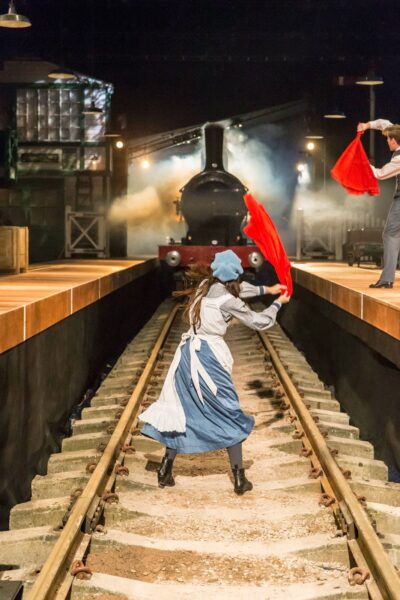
[211,250,244,282]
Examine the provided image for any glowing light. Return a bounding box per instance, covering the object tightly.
[141,159,150,169]
[297,163,311,185]
[306,141,315,151]
[115,140,124,149]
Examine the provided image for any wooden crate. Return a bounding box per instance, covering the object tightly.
[0,226,29,273]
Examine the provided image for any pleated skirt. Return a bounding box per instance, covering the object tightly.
[141,339,254,453]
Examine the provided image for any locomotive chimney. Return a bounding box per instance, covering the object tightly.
[204,124,225,171]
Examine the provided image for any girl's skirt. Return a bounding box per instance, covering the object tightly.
[141,339,254,453]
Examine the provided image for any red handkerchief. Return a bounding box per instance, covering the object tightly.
[331,132,379,195]
[243,193,293,295]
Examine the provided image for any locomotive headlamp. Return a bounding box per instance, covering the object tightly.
[166,250,181,267]
[248,252,264,268]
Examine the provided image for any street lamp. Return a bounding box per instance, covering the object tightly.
[356,71,384,164]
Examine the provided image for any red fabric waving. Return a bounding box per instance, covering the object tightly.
[331,132,379,196]
[243,193,292,295]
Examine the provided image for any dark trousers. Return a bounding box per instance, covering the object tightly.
[381,199,400,282]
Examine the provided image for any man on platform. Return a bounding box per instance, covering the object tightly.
[357,119,400,288]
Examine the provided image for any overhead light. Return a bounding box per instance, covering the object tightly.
[304,133,324,140]
[115,140,124,149]
[141,158,150,169]
[356,72,384,86]
[48,67,77,80]
[82,100,103,115]
[306,141,315,151]
[324,110,346,119]
[0,1,31,27]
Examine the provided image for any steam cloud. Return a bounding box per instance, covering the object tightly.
[291,180,387,257]
[108,152,200,256]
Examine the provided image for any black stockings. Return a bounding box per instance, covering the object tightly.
[227,442,243,469]
[164,443,243,469]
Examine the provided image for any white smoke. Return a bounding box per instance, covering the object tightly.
[225,126,287,210]
[108,151,201,256]
[290,181,386,257]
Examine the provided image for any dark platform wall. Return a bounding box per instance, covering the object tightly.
[279,285,400,476]
[0,268,163,528]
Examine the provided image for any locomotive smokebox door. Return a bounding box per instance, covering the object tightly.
[180,124,247,246]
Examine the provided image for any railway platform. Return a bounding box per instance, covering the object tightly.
[0,259,158,354]
[290,262,400,369]
[292,262,400,342]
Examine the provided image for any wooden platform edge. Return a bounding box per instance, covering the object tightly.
[0,258,159,355]
[291,264,400,342]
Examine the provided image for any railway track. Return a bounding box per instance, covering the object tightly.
[1,298,400,599]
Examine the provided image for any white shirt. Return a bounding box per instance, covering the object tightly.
[368,119,400,180]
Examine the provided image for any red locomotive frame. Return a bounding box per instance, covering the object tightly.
[159,244,259,268]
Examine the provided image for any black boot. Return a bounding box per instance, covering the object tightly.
[158,456,175,488]
[232,466,253,495]
[369,280,393,288]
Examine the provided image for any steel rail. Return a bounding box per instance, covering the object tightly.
[28,302,181,600]
[259,331,400,600]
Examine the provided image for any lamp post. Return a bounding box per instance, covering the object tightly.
[356,72,384,164]
[304,132,326,191]
[323,110,347,192]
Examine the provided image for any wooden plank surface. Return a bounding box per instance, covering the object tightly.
[292,262,400,340]
[0,259,158,354]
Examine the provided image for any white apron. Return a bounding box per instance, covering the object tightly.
[139,293,233,433]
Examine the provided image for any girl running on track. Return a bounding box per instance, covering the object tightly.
[140,250,290,495]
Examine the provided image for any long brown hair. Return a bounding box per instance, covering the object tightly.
[173,263,241,328]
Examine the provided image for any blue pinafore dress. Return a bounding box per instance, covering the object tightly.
[139,293,254,453]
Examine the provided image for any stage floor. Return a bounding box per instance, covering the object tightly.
[292,262,400,341]
[0,259,158,354]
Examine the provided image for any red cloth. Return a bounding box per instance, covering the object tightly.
[331,132,379,196]
[243,193,292,295]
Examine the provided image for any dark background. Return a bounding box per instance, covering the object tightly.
[1,0,399,144]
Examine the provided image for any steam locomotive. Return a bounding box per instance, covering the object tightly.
[158,124,263,270]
